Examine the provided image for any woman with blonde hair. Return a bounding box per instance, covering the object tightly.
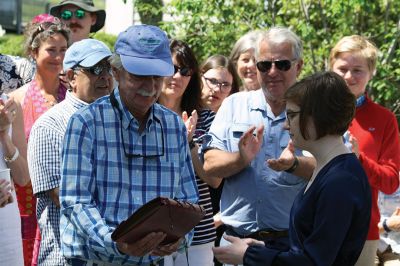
[229,30,262,91]
[330,35,400,266]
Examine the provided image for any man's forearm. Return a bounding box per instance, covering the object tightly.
[203,149,248,178]
[292,156,315,180]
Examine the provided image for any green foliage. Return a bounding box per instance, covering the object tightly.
[162,0,267,62]
[0,34,25,56]
[91,32,117,51]
[135,0,163,26]
[161,0,400,120]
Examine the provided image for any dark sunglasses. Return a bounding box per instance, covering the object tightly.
[75,63,111,76]
[256,59,297,72]
[61,9,86,20]
[174,65,192,77]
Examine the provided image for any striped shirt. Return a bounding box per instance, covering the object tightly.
[29,91,88,266]
[59,88,199,265]
[191,109,217,245]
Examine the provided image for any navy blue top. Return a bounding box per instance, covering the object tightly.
[244,153,371,266]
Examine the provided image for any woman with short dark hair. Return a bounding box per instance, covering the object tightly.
[213,72,372,266]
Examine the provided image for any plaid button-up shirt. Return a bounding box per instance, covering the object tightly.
[60,88,198,265]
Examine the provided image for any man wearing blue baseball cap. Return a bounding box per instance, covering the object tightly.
[59,25,199,265]
[28,38,113,266]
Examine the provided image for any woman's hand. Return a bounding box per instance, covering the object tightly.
[182,110,198,141]
[0,97,17,135]
[0,179,13,208]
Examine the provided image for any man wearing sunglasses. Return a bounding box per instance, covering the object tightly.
[203,26,315,263]
[28,39,113,266]
[50,0,106,43]
[58,25,198,266]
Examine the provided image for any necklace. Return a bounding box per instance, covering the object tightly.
[40,90,59,107]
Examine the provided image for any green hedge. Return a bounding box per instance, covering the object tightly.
[0,32,117,57]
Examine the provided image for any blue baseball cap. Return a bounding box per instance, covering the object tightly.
[114,25,174,77]
[63,39,112,71]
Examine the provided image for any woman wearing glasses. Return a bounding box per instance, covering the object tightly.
[8,16,70,266]
[200,55,240,113]
[213,72,372,266]
[330,35,400,266]
[230,30,262,91]
[159,40,222,266]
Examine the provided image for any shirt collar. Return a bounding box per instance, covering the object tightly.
[249,89,286,120]
[65,90,89,109]
[114,88,157,132]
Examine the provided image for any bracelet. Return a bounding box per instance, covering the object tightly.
[189,139,196,150]
[383,219,392,233]
[284,156,299,173]
[4,147,19,163]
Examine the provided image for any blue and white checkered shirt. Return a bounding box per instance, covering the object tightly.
[29,91,88,266]
[59,88,199,265]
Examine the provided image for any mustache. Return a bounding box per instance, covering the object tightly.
[68,23,83,29]
[137,89,156,97]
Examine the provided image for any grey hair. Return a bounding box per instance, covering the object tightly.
[109,54,124,70]
[24,21,70,56]
[255,26,303,60]
[229,29,263,67]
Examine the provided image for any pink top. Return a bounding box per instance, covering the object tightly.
[22,79,67,140]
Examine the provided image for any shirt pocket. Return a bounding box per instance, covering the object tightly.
[228,123,253,152]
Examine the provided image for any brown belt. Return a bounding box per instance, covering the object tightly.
[226,226,288,241]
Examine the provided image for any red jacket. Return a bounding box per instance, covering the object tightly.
[349,96,400,240]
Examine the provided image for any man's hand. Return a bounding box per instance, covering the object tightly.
[267,139,296,171]
[212,235,249,265]
[116,232,167,257]
[238,125,264,166]
[182,110,198,141]
[150,237,183,256]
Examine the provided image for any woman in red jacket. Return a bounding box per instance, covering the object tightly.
[330,35,400,266]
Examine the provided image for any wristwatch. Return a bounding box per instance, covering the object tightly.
[383,219,392,233]
[285,156,299,173]
[4,147,19,163]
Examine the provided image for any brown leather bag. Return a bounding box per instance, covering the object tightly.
[111,197,205,245]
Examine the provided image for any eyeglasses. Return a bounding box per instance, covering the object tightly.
[109,90,165,158]
[203,77,232,93]
[256,59,297,72]
[174,65,192,77]
[75,63,111,76]
[285,110,301,126]
[60,9,86,20]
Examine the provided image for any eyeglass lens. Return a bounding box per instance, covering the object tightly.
[61,9,86,20]
[173,65,192,77]
[285,111,301,126]
[256,60,295,72]
[204,77,231,92]
[76,64,111,76]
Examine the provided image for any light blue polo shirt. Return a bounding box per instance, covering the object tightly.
[205,89,306,235]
